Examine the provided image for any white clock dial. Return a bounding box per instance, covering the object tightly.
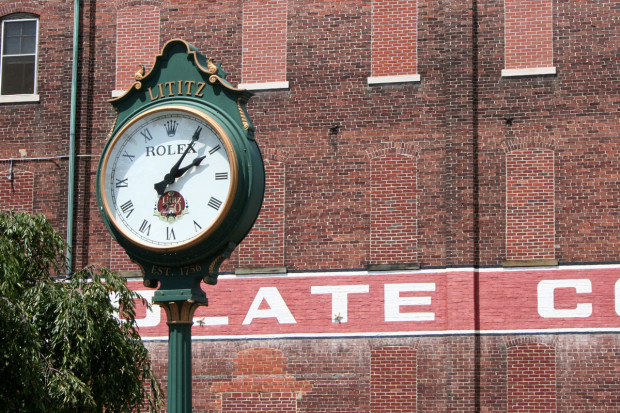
[100,106,237,250]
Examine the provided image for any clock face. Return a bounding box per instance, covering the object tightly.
[100,105,237,250]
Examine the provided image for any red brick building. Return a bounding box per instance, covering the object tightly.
[1,0,619,411]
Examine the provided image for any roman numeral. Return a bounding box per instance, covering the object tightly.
[193,220,202,232]
[215,172,228,180]
[115,178,128,188]
[166,227,176,240]
[139,219,151,235]
[122,151,135,162]
[209,145,221,155]
[120,200,134,218]
[140,128,154,142]
[208,197,222,210]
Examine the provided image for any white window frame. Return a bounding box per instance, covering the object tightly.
[0,17,40,103]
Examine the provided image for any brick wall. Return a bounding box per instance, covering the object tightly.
[233,154,287,270]
[116,4,160,91]
[109,238,142,272]
[0,1,75,236]
[209,347,311,412]
[0,169,34,213]
[2,0,619,411]
[146,334,620,412]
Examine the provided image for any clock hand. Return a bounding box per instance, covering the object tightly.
[154,126,202,195]
[174,155,206,178]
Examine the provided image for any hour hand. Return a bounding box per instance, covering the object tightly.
[155,156,206,195]
[154,174,174,196]
[175,156,206,178]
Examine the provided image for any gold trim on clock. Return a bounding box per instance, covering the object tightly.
[236,98,250,130]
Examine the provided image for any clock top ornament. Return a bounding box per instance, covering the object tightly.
[109,39,255,140]
[97,39,264,298]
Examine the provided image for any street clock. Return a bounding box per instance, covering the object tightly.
[96,39,264,290]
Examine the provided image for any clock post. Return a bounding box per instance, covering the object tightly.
[96,39,264,413]
[152,279,206,413]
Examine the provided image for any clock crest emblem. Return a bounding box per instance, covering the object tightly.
[155,190,188,223]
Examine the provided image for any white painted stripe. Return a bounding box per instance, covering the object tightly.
[193,316,229,326]
[140,327,620,342]
[128,263,620,282]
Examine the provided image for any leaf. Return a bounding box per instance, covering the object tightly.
[0,212,163,412]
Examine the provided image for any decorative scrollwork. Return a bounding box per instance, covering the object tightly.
[135,64,146,80]
[207,58,218,74]
[133,64,146,90]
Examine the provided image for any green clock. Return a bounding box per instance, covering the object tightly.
[96,39,264,286]
[96,39,265,411]
[99,105,237,252]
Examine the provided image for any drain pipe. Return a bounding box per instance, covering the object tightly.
[66,0,80,274]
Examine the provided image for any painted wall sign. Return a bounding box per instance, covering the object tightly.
[120,265,620,340]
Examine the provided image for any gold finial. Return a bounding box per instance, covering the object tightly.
[207,58,218,74]
[135,64,146,81]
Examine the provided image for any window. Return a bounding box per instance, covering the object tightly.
[371,346,417,412]
[1,16,38,97]
[368,0,420,85]
[504,147,556,264]
[502,0,555,77]
[507,343,556,412]
[239,0,288,91]
[368,147,418,267]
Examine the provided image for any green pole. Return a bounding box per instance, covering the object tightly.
[168,322,192,412]
[66,0,80,274]
[155,295,206,413]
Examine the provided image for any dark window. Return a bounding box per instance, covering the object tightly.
[1,17,38,95]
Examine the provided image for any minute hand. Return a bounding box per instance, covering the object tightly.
[154,126,202,195]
